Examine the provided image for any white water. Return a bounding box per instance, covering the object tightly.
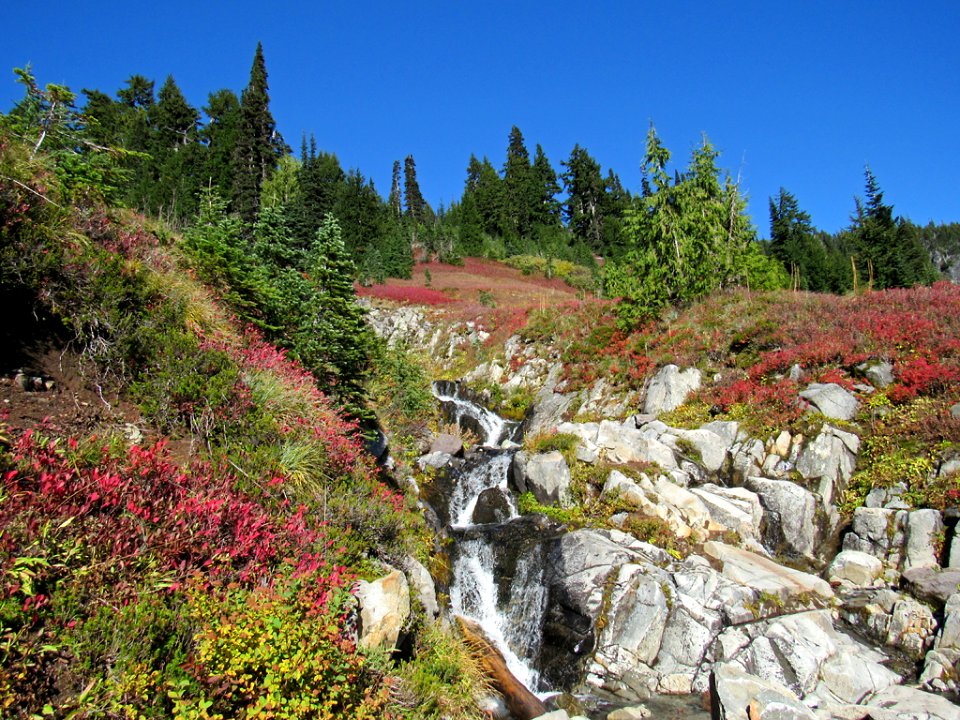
[448,453,517,527]
[435,382,545,691]
[432,382,514,447]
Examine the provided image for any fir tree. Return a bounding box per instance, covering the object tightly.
[388,159,402,218]
[532,144,562,228]
[403,154,427,222]
[232,42,284,223]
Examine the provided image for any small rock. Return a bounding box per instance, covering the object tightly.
[430,433,464,457]
[606,705,651,720]
[798,383,860,421]
[827,550,884,587]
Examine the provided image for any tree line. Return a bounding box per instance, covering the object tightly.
[3,44,954,344]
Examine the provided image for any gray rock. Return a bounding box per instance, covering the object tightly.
[796,426,860,506]
[400,555,439,622]
[746,477,819,558]
[841,507,906,569]
[691,484,764,542]
[799,383,860,421]
[592,563,670,671]
[606,706,650,720]
[951,402,960,420]
[886,595,937,659]
[827,550,884,587]
[902,567,960,607]
[644,365,702,415]
[514,450,574,507]
[903,509,944,570]
[703,541,833,601]
[865,684,960,720]
[711,663,815,720]
[472,487,514,524]
[417,450,455,471]
[936,593,960,650]
[863,361,895,389]
[818,650,901,704]
[673,427,730,473]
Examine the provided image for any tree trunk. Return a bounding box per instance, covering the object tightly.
[455,616,547,720]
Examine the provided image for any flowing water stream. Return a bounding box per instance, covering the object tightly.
[432,382,547,691]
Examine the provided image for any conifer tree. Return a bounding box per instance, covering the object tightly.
[769,188,830,291]
[388,159,402,218]
[202,88,241,200]
[502,125,539,243]
[532,144,562,228]
[561,144,606,253]
[403,154,427,222]
[232,42,284,223]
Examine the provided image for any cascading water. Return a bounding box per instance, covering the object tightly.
[433,382,548,692]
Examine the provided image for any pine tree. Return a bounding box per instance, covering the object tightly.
[532,144,562,228]
[232,42,284,223]
[151,76,202,222]
[202,88,241,200]
[291,136,345,247]
[502,125,539,244]
[768,188,830,291]
[561,144,606,253]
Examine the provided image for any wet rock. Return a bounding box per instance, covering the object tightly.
[356,569,410,650]
[418,450,456,471]
[644,365,701,416]
[472,487,513,524]
[799,383,860,421]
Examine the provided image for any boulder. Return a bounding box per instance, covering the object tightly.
[356,569,410,650]
[935,592,960,650]
[863,361,895,389]
[827,550,884,587]
[430,432,464,457]
[472,486,514,524]
[886,595,937,659]
[841,507,906,570]
[400,555,439,622]
[710,663,815,720]
[746,477,819,559]
[417,450,456,471]
[512,450,574,508]
[799,383,860,421]
[903,509,944,571]
[691,484,764,541]
[865,684,960,720]
[796,425,859,506]
[901,566,960,607]
[672,427,731,473]
[644,365,702,416]
[702,541,833,601]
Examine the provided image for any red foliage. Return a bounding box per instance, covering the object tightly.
[356,284,453,305]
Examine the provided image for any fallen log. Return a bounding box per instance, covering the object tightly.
[455,616,547,720]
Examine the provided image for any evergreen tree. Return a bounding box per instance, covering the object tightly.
[532,144,562,228]
[151,75,202,222]
[561,144,606,254]
[291,136,345,247]
[201,88,241,200]
[403,154,427,222]
[297,214,373,412]
[768,188,830,291]
[388,159,402,218]
[232,42,284,223]
[502,125,539,244]
[850,168,935,289]
[467,155,506,238]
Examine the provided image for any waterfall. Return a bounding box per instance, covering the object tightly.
[433,382,547,692]
[433,381,519,447]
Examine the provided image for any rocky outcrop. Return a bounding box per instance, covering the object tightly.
[644,365,702,415]
[799,382,860,421]
[511,450,574,507]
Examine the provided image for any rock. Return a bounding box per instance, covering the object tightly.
[746,477,819,559]
[399,556,439,622]
[356,569,410,650]
[865,684,960,720]
[430,433,464,457]
[472,487,513,524]
[673,427,731,473]
[796,426,859,506]
[901,566,960,607]
[417,450,456,471]
[595,420,678,468]
[936,593,960,650]
[799,383,860,421]
[525,367,576,438]
[702,541,833,601]
[903,509,944,570]
[606,706,651,720]
[644,365,702,416]
[818,650,901,704]
[841,507,906,570]
[886,595,937,659]
[863,361,895,389]
[711,663,815,720]
[512,451,574,508]
[691,484,764,542]
[826,550,884,587]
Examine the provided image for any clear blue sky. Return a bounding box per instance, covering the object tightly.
[2,2,957,234]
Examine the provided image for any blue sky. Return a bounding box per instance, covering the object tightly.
[1,2,957,233]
